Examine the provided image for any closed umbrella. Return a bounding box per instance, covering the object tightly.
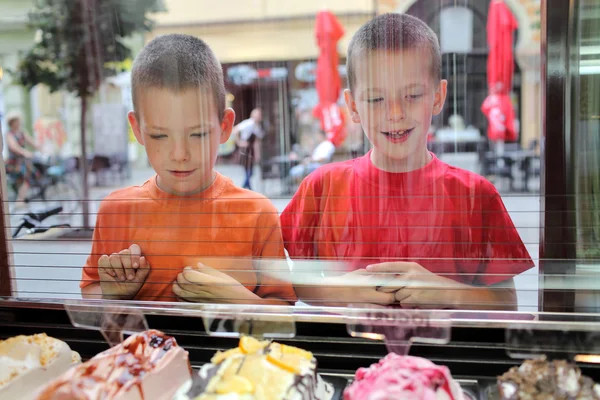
[313,10,346,147]
[481,0,518,144]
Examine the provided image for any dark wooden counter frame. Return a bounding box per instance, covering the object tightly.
[539,0,578,312]
[0,126,12,297]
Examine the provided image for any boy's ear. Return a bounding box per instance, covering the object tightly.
[128,111,144,146]
[344,89,361,123]
[219,108,236,144]
[432,80,448,116]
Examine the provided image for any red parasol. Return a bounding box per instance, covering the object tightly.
[481,0,519,142]
[313,10,346,147]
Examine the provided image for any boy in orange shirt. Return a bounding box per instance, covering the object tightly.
[81,34,296,304]
[281,14,533,310]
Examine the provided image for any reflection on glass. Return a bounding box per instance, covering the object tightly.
[573,0,600,313]
[576,2,600,262]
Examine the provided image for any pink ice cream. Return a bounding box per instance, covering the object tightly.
[344,354,464,400]
[35,330,191,400]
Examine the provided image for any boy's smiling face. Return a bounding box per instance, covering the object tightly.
[128,87,235,196]
[345,49,447,172]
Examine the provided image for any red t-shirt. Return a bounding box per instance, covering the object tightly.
[280,152,533,286]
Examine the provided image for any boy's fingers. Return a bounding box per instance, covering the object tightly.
[173,284,196,302]
[129,244,142,269]
[98,255,115,278]
[366,262,415,273]
[129,244,142,256]
[176,273,195,292]
[377,283,407,293]
[375,274,414,292]
[370,273,400,290]
[118,249,131,268]
[371,291,397,305]
[173,283,211,301]
[193,263,229,279]
[193,263,222,277]
[176,273,212,293]
[182,268,232,288]
[182,269,213,286]
[394,288,413,303]
[119,249,134,281]
[172,283,186,300]
[136,257,150,280]
[109,254,126,281]
[98,254,110,268]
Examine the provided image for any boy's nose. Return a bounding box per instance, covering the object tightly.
[387,99,406,121]
[170,140,190,162]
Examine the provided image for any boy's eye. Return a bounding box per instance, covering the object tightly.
[149,134,167,139]
[407,94,424,100]
[366,97,384,103]
[191,132,208,138]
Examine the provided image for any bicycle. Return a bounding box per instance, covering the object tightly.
[7,154,82,216]
[12,206,71,239]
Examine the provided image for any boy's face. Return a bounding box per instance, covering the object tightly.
[128,87,235,196]
[345,49,447,167]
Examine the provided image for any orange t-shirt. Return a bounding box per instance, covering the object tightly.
[81,173,297,303]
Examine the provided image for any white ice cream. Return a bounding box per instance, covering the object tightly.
[0,333,81,400]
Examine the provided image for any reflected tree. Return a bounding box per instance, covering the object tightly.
[13,0,164,228]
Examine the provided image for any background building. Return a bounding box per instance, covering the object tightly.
[1,0,542,175]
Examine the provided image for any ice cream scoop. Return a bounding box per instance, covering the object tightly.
[498,358,600,399]
[35,329,191,400]
[0,333,81,399]
[183,336,334,400]
[344,353,464,400]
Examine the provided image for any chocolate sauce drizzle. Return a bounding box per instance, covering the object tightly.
[498,359,600,400]
[286,359,334,400]
[186,364,220,397]
[37,330,179,400]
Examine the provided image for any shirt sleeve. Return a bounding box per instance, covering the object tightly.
[280,174,322,259]
[476,193,535,286]
[253,205,297,303]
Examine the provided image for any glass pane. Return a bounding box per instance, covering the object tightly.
[576,1,600,260]
[574,0,600,310]
[0,0,543,312]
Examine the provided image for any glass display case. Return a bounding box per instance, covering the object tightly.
[3,299,600,399]
[1,0,600,398]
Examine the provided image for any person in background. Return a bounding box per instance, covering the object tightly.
[289,135,335,183]
[233,107,264,190]
[5,113,41,209]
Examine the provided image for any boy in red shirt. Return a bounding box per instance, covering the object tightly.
[81,34,296,304]
[281,14,533,310]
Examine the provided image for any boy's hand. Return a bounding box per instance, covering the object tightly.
[173,263,258,304]
[326,269,397,307]
[98,244,150,300]
[367,262,464,309]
